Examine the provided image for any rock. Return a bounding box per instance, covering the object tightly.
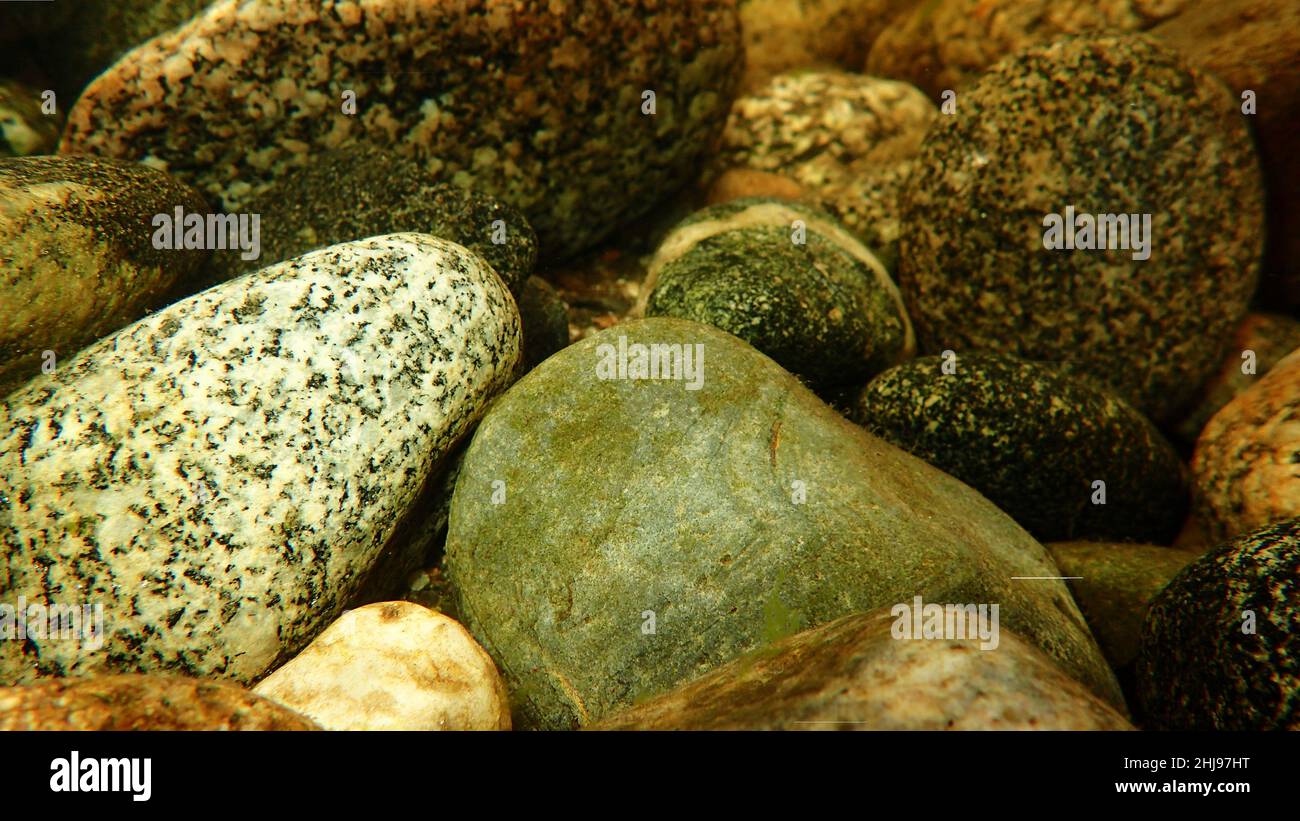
[595,609,1133,730]
[0,233,521,686]
[865,0,1192,98]
[1173,314,1300,446]
[0,79,62,156]
[1047,541,1201,671]
[518,276,569,372]
[445,318,1122,729]
[641,199,914,388]
[898,35,1263,421]
[33,0,214,99]
[200,146,537,294]
[0,674,318,730]
[739,0,919,92]
[854,354,1189,543]
[1192,347,1300,543]
[710,71,935,266]
[1151,0,1300,312]
[253,602,510,731]
[1137,518,1300,730]
[0,156,209,396]
[60,0,743,260]
[705,168,805,206]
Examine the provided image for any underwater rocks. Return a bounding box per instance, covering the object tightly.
[711,71,935,267]
[518,276,570,373]
[60,0,742,259]
[595,610,1133,731]
[641,198,913,388]
[1192,347,1300,543]
[0,233,520,686]
[446,318,1121,729]
[0,79,62,157]
[898,35,1263,421]
[253,602,510,731]
[1047,541,1201,672]
[866,0,1190,99]
[0,156,209,397]
[855,354,1188,543]
[1137,518,1300,730]
[201,146,537,294]
[0,674,319,731]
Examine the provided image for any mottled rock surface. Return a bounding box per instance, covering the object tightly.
[1193,348,1300,542]
[0,233,520,686]
[898,35,1262,421]
[201,146,537,293]
[0,674,318,730]
[856,354,1188,543]
[642,198,913,388]
[446,318,1121,729]
[254,602,510,731]
[0,156,208,396]
[60,0,742,259]
[1048,541,1201,670]
[1137,518,1300,730]
[596,610,1133,730]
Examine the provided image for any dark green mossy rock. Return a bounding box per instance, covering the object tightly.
[1137,518,1300,730]
[643,198,912,388]
[445,318,1120,729]
[518,276,569,372]
[854,353,1188,543]
[201,146,537,294]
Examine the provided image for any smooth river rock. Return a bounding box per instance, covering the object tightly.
[0,156,208,396]
[254,601,510,731]
[0,674,319,730]
[59,0,743,259]
[446,318,1121,728]
[0,233,520,686]
[595,609,1134,730]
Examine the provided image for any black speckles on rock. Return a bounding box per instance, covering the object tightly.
[897,34,1263,421]
[0,233,520,686]
[854,353,1188,543]
[1137,518,1300,730]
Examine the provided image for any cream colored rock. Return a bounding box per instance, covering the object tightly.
[254,602,510,731]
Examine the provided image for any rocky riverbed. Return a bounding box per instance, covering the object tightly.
[0,0,1296,732]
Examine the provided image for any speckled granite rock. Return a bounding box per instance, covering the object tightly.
[446,318,1121,729]
[518,276,569,372]
[739,0,919,92]
[201,146,537,294]
[710,71,935,267]
[595,609,1133,730]
[1047,541,1201,671]
[855,354,1188,543]
[254,602,510,731]
[1173,314,1300,446]
[0,674,319,730]
[0,79,61,156]
[898,35,1263,421]
[0,233,521,686]
[866,0,1191,98]
[33,0,214,99]
[60,0,742,260]
[641,199,913,388]
[1151,0,1300,312]
[1192,348,1300,543]
[0,156,208,397]
[1137,518,1300,730]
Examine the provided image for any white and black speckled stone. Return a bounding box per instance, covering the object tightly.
[59,0,742,260]
[0,233,521,686]
[898,35,1263,421]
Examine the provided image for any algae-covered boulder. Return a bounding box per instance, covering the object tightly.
[445,318,1121,728]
